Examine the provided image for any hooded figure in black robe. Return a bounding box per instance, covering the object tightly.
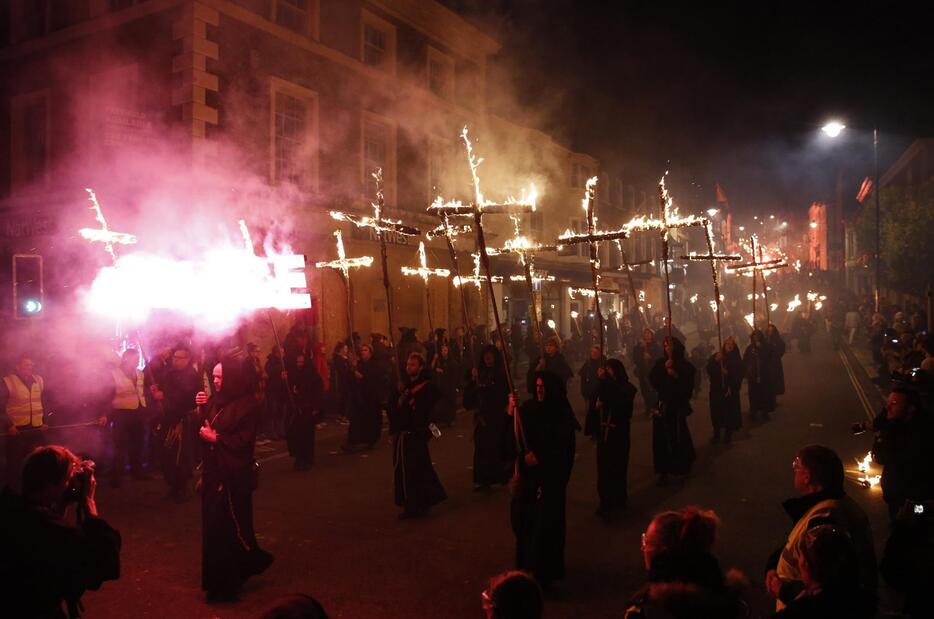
[527,336,574,395]
[632,328,662,414]
[345,344,388,450]
[511,370,579,586]
[465,345,513,488]
[579,345,606,437]
[198,351,273,602]
[388,353,446,518]
[707,336,744,444]
[766,323,786,397]
[285,352,323,471]
[743,329,774,420]
[649,336,696,483]
[594,358,637,513]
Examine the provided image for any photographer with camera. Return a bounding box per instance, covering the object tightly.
[0,445,121,618]
[868,387,934,522]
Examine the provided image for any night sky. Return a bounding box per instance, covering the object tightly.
[443,0,934,217]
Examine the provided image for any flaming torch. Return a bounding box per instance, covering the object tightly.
[315,230,374,355]
[400,241,450,334]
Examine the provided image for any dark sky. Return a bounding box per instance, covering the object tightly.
[442,0,934,216]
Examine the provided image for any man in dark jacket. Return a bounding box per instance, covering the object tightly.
[156,345,202,502]
[870,387,934,521]
[0,445,121,618]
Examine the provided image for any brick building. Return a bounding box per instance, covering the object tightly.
[0,0,660,353]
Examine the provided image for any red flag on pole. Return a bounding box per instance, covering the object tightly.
[715,182,729,204]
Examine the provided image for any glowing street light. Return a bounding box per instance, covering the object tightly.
[821,121,846,138]
[810,221,818,229]
[738,226,745,232]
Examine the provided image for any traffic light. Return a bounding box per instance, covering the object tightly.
[13,254,43,319]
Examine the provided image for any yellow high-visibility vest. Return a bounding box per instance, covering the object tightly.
[2,374,44,428]
[111,368,146,410]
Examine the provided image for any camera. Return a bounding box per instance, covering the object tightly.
[64,459,96,504]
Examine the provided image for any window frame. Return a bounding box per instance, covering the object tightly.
[426,46,455,100]
[360,9,396,75]
[271,0,319,39]
[268,77,319,192]
[361,111,397,207]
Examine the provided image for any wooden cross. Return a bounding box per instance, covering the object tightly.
[728,234,787,330]
[427,127,536,399]
[426,214,477,368]
[615,240,653,328]
[680,220,742,348]
[600,411,617,442]
[401,241,450,334]
[314,230,374,353]
[330,169,420,367]
[494,216,559,355]
[557,177,631,354]
[79,188,137,266]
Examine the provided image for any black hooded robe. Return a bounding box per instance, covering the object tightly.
[707,349,743,434]
[469,353,513,486]
[743,342,774,417]
[595,360,637,511]
[648,342,696,476]
[431,353,460,427]
[200,354,273,598]
[285,362,323,469]
[388,370,447,515]
[768,329,787,396]
[348,356,387,446]
[511,372,578,585]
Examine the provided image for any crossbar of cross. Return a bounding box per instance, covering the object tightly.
[728,235,788,329]
[79,188,137,265]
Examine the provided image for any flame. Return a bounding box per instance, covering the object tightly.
[854,452,882,489]
[400,242,450,284]
[709,300,718,313]
[744,313,755,328]
[690,294,698,304]
[770,303,778,312]
[570,310,579,319]
[787,295,803,312]
[315,230,374,279]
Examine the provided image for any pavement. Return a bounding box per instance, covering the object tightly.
[78,331,895,619]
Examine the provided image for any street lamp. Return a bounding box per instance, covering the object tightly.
[821,121,846,138]
[821,119,881,311]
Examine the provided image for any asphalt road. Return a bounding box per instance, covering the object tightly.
[80,331,892,618]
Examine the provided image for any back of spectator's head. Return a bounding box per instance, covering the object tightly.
[643,506,721,568]
[795,445,844,493]
[482,571,543,619]
[800,525,859,589]
[258,595,329,619]
[22,445,78,498]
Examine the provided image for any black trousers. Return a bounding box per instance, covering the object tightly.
[112,410,144,478]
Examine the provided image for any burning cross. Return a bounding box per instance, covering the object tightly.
[494,216,559,350]
[330,169,420,359]
[557,177,632,354]
[728,234,787,330]
[680,220,742,348]
[615,240,654,327]
[315,229,374,351]
[79,188,137,265]
[428,126,537,397]
[400,241,450,334]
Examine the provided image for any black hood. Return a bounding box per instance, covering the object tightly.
[215,349,256,406]
[606,358,629,383]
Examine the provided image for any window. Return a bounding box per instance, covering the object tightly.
[274,0,313,36]
[427,48,454,100]
[362,113,396,205]
[10,91,51,191]
[270,79,318,189]
[361,11,395,73]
